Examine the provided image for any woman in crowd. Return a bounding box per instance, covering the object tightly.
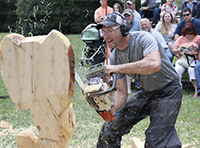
[160,0,178,23]
[155,11,177,62]
[173,22,200,97]
[113,3,122,13]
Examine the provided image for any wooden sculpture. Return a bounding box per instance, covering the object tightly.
[0,30,75,148]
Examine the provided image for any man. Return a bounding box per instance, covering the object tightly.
[174,7,200,41]
[181,0,200,20]
[96,12,182,148]
[94,0,113,24]
[123,8,141,94]
[126,0,141,21]
[194,42,200,97]
[123,9,141,33]
[140,18,169,53]
[139,0,161,28]
[169,7,200,56]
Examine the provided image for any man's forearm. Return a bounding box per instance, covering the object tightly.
[148,2,160,9]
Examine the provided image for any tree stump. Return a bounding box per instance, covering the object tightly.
[0,30,75,148]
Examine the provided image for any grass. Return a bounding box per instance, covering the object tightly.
[0,33,200,148]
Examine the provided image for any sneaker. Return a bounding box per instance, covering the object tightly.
[151,23,156,28]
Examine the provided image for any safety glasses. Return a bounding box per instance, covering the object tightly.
[101,25,120,35]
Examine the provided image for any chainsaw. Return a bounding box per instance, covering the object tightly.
[75,63,116,122]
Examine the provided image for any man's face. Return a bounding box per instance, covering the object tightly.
[100,0,105,6]
[124,14,134,26]
[182,11,192,22]
[126,3,134,10]
[102,25,122,49]
[140,20,151,32]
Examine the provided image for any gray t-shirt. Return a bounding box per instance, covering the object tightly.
[110,31,178,92]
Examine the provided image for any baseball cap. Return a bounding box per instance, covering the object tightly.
[123,9,133,16]
[96,12,124,30]
[126,0,135,5]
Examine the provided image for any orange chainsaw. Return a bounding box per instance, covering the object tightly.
[75,63,116,122]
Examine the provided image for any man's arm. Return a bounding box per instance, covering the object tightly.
[94,9,103,24]
[104,50,161,76]
[148,2,161,9]
[141,0,148,7]
[108,76,128,116]
[193,2,200,19]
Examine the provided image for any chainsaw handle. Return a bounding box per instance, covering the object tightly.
[91,73,116,97]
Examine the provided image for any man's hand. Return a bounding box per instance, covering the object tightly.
[140,6,148,10]
[103,65,119,76]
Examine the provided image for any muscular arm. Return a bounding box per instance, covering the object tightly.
[109,76,128,116]
[105,50,161,75]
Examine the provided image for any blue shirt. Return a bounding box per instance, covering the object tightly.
[175,18,200,36]
[150,29,168,48]
[129,19,142,32]
[186,0,197,13]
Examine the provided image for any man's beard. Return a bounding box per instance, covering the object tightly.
[126,20,132,27]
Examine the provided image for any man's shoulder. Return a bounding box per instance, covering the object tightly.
[130,31,153,39]
[177,20,186,27]
[151,29,162,36]
[95,7,102,13]
[192,18,200,24]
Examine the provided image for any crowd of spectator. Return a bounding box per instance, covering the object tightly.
[93,0,200,98]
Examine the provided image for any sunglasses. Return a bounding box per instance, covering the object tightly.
[183,13,190,17]
[185,32,193,35]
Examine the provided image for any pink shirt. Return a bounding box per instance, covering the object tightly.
[175,35,200,48]
[175,35,200,59]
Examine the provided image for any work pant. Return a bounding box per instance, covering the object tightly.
[139,8,161,24]
[96,79,182,148]
[194,61,200,93]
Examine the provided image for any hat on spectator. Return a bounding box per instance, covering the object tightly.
[96,12,124,29]
[123,9,133,16]
[126,0,135,5]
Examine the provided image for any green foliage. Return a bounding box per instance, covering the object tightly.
[15,0,123,36]
[0,0,17,32]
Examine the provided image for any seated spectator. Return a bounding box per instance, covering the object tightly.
[123,9,141,32]
[181,0,200,20]
[160,0,178,23]
[94,0,113,24]
[173,22,200,97]
[139,0,161,28]
[123,8,142,94]
[168,7,200,56]
[140,18,169,53]
[194,42,200,97]
[155,11,177,62]
[126,0,141,21]
[113,3,122,13]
